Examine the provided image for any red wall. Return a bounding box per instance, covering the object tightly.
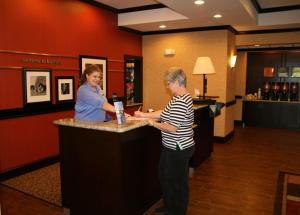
[0,0,142,172]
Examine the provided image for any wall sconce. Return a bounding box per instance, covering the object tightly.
[230,55,237,68]
[192,57,216,100]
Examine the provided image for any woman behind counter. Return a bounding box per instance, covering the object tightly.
[134,67,195,215]
[75,64,115,121]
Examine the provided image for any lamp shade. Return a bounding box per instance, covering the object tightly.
[192,57,216,75]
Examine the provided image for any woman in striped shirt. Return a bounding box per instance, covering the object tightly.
[134,67,195,215]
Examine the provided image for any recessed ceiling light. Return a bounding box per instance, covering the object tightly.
[213,14,222,18]
[194,0,205,5]
[254,44,260,47]
[159,25,166,29]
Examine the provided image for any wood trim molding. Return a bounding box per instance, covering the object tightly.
[0,103,75,120]
[234,120,243,126]
[237,28,300,35]
[251,0,300,13]
[261,5,300,13]
[118,26,143,35]
[0,50,78,59]
[118,4,166,13]
[214,130,235,143]
[142,25,237,35]
[80,0,117,13]
[237,47,300,52]
[0,66,79,71]
[225,99,236,107]
[0,155,60,181]
[250,0,261,13]
[235,95,243,99]
[0,50,124,65]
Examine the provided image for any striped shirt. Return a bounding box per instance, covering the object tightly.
[160,93,194,150]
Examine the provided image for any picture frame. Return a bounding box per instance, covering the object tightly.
[55,76,75,104]
[291,67,300,78]
[22,68,52,107]
[277,67,289,78]
[263,67,275,77]
[80,55,107,96]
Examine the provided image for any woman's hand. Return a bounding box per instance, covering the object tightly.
[148,119,155,126]
[124,112,131,118]
[134,111,144,118]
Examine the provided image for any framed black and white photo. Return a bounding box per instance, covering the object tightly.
[23,68,52,106]
[56,76,75,104]
[80,55,107,96]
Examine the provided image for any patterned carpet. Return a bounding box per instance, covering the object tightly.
[1,163,162,213]
[274,171,300,215]
[1,163,62,206]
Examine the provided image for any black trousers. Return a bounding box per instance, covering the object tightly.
[159,145,195,215]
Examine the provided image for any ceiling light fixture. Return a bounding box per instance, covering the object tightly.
[213,14,222,18]
[159,25,166,29]
[194,0,205,5]
[254,44,260,47]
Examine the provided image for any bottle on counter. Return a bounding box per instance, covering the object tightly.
[257,88,261,100]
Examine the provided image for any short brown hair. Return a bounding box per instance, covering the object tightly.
[78,64,101,87]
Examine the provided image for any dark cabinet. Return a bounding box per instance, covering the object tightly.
[243,101,300,129]
[124,55,143,106]
[190,106,214,168]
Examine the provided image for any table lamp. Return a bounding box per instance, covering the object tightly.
[192,57,216,100]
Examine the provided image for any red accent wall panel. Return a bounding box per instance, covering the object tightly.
[0,111,74,171]
[0,0,142,172]
[108,71,124,97]
[0,70,23,109]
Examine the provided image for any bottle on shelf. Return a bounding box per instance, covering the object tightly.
[257,88,261,100]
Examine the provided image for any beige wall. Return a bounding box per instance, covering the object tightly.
[236,31,300,46]
[222,31,236,136]
[233,52,247,121]
[142,30,236,137]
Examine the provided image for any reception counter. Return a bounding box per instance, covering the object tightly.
[54,104,213,215]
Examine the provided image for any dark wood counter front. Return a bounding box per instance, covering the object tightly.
[243,100,300,129]
[58,124,162,215]
[190,105,214,168]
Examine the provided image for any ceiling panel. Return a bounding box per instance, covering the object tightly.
[94,0,300,32]
[257,0,300,9]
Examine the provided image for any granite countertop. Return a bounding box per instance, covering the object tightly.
[54,104,207,133]
[193,104,208,109]
[54,118,149,133]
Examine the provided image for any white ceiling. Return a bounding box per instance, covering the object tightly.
[94,0,300,32]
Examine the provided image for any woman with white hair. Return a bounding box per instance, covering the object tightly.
[134,67,195,215]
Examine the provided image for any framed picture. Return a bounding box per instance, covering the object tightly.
[277,67,289,78]
[80,55,107,96]
[55,76,75,104]
[291,67,300,78]
[263,67,275,77]
[23,68,52,106]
